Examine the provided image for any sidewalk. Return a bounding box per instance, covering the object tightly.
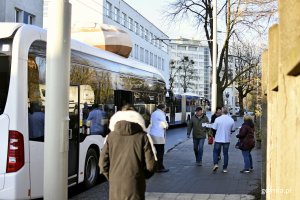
[70,117,261,200]
[146,117,260,199]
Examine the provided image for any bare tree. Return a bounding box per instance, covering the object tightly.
[170,56,195,93]
[179,56,195,93]
[166,0,277,105]
[230,42,261,115]
[169,59,181,92]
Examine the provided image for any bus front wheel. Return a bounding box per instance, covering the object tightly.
[84,148,99,188]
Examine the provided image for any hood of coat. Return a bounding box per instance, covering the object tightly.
[109,110,147,135]
[243,121,254,128]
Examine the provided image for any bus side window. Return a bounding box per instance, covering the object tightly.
[28,55,46,142]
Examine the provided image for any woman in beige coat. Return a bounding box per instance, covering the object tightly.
[99,105,157,200]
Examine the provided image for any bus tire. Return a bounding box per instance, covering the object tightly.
[84,148,99,189]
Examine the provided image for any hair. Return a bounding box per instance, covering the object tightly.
[195,107,203,112]
[222,106,228,114]
[121,104,136,111]
[157,104,166,110]
[216,106,222,111]
[244,115,253,123]
[92,103,99,109]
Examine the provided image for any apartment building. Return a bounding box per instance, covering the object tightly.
[169,38,211,100]
[43,0,170,86]
[0,0,43,26]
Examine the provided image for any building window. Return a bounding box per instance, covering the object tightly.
[23,11,35,25]
[105,1,112,18]
[189,46,198,51]
[28,14,34,24]
[121,12,127,27]
[154,36,158,47]
[154,55,157,68]
[134,44,139,59]
[145,50,149,64]
[150,33,153,44]
[150,52,153,66]
[134,21,139,35]
[128,17,133,30]
[178,45,186,50]
[145,29,149,41]
[15,8,22,23]
[140,25,144,38]
[158,57,161,69]
[140,47,144,62]
[114,7,120,22]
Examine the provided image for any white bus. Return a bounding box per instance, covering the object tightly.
[0,23,166,199]
[166,92,208,126]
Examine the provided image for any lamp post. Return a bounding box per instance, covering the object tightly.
[44,0,71,199]
[211,0,217,114]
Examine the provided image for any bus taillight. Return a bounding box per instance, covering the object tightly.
[6,131,25,173]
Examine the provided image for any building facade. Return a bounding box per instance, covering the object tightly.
[0,0,43,27]
[169,38,211,100]
[43,0,170,86]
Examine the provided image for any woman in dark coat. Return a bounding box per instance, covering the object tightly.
[236,115,255,173]
[99,105,157,200]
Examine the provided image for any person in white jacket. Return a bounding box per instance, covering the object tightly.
[149,104,169,173]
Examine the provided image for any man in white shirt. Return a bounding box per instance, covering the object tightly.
[149,104,169,173]
[211,107,235,173]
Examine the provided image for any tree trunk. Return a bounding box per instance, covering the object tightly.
[238,92,244,116]
[216,84,224,107]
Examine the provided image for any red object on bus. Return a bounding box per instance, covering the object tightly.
[6,131,25,173]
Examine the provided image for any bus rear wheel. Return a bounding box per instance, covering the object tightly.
[84,148,99,188]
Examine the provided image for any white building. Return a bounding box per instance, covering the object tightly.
[169,38,211,100]
[43,0,170,86]
[0,0,43,26]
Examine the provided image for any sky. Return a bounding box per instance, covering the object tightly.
[123,0,205,40]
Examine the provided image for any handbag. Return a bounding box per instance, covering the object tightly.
[208,135,214,145]
[235,140,242,149]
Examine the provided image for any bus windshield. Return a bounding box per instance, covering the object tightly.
[0,39,12,114]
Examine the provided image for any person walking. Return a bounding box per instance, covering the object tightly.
[187,107,210,166]
[236,115,255,173]
[99,105,157,200]
[211,107,235,173]
[149,104,169,173]
[211,106,222,161]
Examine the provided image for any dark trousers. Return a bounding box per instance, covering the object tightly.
[154,144,165,170]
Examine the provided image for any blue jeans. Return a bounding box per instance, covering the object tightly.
[193,138,205,162]
[213,142,230,169]
[242,150,253,170]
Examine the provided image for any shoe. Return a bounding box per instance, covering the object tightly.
[156,168,169,173]
[250,168,254,172]
[197,161,202,166]
[212,164,218,172]
[222,169,228,173]
[240,169,250,173]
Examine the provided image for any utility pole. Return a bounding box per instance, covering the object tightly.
[211,0,217,113]
[44,0,71,199]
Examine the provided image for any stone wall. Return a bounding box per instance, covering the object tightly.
[262,1,300,199]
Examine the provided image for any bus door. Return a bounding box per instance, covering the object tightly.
[114,90,134,111]
[68,85,80,187]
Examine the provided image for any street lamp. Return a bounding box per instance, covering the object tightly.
[211,0,217,113]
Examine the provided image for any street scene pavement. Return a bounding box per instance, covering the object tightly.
[70,117,260,200]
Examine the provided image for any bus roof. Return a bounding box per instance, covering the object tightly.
[0,23,166,83]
